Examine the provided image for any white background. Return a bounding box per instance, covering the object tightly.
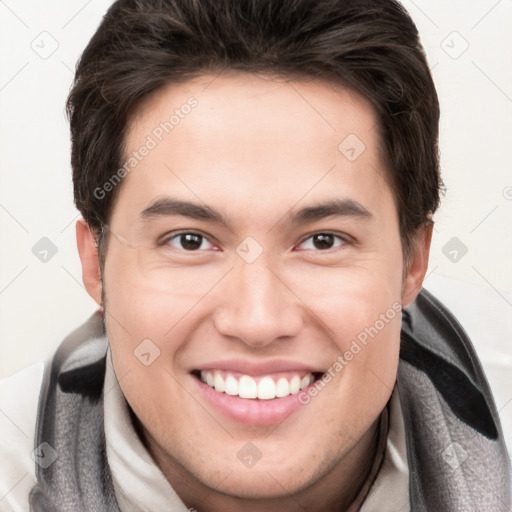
[0,0,511,378]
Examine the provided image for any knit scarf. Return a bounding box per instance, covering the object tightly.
[29,290,511,511]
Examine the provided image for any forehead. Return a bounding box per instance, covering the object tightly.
[114,72,393,225]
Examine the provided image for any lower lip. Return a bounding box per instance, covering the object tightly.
[193,376,311,426]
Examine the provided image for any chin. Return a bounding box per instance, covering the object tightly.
[205,466,312,500]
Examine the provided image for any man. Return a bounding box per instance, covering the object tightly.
[0,0,510,510]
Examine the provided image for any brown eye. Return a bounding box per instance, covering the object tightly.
[297,233,346,251]
[166,232,213,251]
[312,233,334,249]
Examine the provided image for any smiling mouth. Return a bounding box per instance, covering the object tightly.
[191,370,323,400]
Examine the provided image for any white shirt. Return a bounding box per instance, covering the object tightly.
[103,349,410,512]
[1,274,510,511]
[0,346,410,512]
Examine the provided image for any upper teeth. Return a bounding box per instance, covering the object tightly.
[200,370,313,400]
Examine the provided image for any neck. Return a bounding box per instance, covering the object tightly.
[135,411,384,512]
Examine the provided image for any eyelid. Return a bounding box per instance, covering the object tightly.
[294,231,353,250]
[158,229,220,250]
[157,229,352,252]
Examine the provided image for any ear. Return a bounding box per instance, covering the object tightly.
[76,218,102,306]
[401,222,433,308]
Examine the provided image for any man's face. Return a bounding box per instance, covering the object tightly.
[92,72,424,500]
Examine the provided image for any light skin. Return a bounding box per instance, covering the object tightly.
[77,72,432,511]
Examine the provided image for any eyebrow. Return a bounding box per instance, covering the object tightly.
[141,198,227,224]
[140,197,373,227]
[285,198,373,225]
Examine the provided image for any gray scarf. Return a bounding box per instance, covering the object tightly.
[29,289,512,511]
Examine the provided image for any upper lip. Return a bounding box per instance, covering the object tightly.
[192,359,322,376]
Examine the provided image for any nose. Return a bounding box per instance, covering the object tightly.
[213,259,303,348]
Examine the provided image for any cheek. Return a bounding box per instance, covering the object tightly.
[285,260,402,339]
[284,262,403,396]
[103,241,222,338]
[104,280,197,373]
[102,274,200,431]
[101,248,229,411]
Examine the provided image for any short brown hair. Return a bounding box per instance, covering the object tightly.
[67,0,442,269]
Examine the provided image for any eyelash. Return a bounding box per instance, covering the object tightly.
[159,230,218,251]
[159,230,351,252]
[295,231,351,251]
